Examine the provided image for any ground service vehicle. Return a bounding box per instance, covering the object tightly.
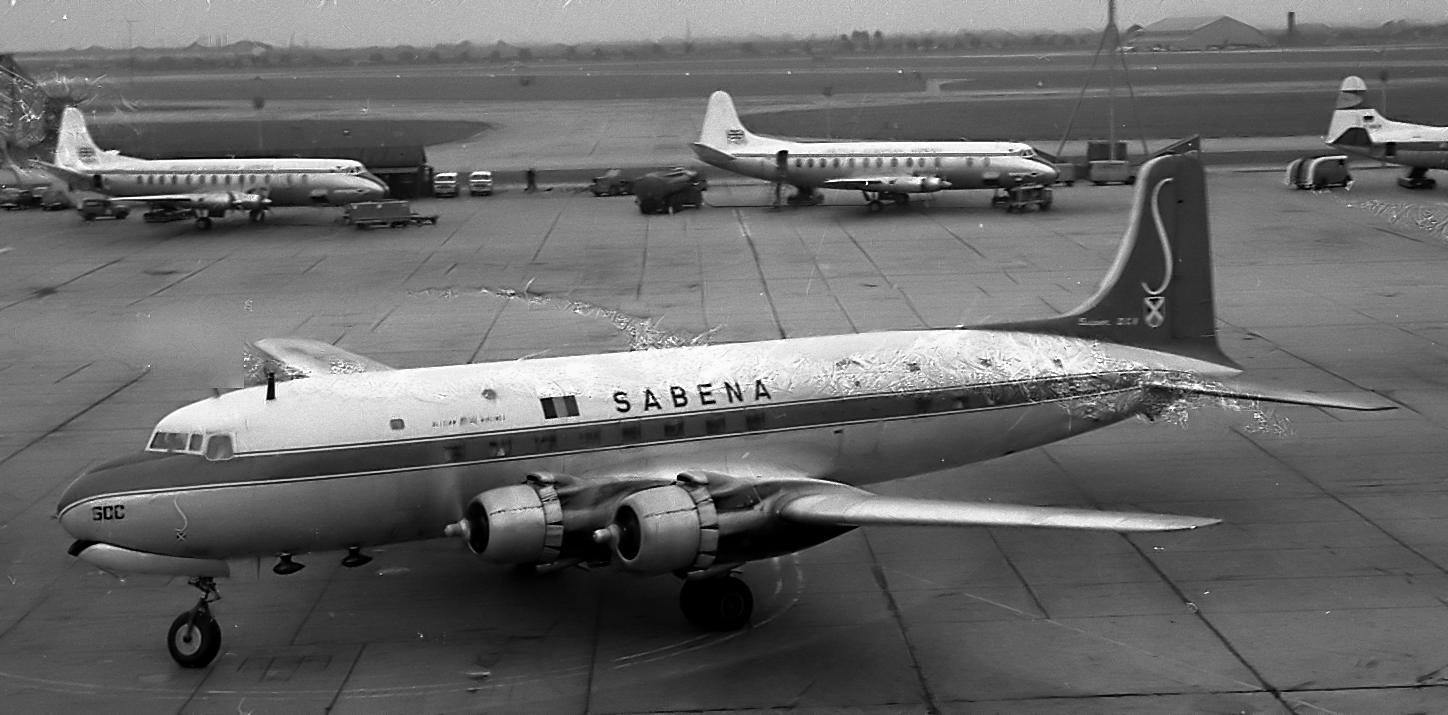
[432,172,459,198]
[1,186,49,210]
[634,168,706,214]
[344,200,439,229]
[591,169,633,196]
[77,198,131,221]
[1286,155,1352,190]
[468,171,494,196]
[991,184,1054,213]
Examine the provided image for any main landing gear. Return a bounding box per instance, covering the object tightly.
[1398,167,1437,190]
[167,576,222,668]
[863,191,909,213]
[679,574,754,630]
[784,188,823,207]
[194,215,214,230]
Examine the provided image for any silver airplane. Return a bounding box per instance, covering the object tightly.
[34,107,389,229]
[57,155,1390,668]
[1326,75,1448,190]
[690,90,1058,211]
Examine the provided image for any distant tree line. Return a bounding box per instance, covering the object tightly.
[14,21,1448,74]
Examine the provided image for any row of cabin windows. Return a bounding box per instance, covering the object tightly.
[131,173,311,187]
[793,156,991,169]
[428,376,1127,463]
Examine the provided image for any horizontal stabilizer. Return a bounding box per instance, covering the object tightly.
[245,337,393,385]
[28,159,88,186]
[689,142,737,165]
[1155,376,1397,411]
[778,492,1218,532]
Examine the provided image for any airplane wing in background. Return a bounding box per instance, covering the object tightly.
[245,337,394,385]
[777,490,1219,532]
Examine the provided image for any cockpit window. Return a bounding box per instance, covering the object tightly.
[148,430,229,458]
[205,435,234,461]
[149,431,190,451]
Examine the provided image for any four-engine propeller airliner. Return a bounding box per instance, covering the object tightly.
[34,107,389,229]
[690,90,1058,211]
[1326,75,1448,190]
[57,155,1392,668]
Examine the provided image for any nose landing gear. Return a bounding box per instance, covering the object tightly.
[679,574,754,630]
[167,576,222,668]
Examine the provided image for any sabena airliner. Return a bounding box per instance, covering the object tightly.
[1326,75,1448,190]
[57,155,1391,668]
[690,90,1058,211]
[34,107,389,229]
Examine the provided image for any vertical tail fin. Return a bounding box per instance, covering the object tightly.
[54,106,119,170]
[978,154,1235,368]
[696,90,758,150]
[1326,75,1375,148]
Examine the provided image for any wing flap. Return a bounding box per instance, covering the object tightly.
[778,492,1218,532]
[244,337,393,386]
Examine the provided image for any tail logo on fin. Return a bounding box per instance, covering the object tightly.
[77,147,98,165]
[1142,179,1176,328]
[726,128,745,144]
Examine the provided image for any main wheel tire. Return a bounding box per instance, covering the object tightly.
[680,576,753,631]
[167,609,222,668]
[195,217,213,230]
[867,200,883,213]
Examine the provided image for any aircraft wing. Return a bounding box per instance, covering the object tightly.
[1148,375,1397,411]
[777,491,1218,532]
[244,337,394,385]
[822,175,951,193]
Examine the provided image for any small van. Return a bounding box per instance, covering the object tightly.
[1285,155,1352,190]
[432,171,459,198]
[468,171,494,196]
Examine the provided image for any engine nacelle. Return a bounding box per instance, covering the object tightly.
[449,481,564,565]
[597,478,718,575]
[859,175,951,193]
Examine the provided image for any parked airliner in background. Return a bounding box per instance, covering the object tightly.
[690,90,1058,211]
[33,107,388,229]
[58,156,1391,668]
[1326,75,1448,190]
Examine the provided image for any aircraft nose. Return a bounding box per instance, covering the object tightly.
[56,451,170,539]
[1033,160,1059,185]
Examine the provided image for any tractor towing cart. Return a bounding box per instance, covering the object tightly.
[344,200,439,229]
[991,184,1054,213]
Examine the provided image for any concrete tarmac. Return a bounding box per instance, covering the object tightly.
[2,165,1448,713]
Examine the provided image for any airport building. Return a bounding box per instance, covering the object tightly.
[1128,16,1273,51]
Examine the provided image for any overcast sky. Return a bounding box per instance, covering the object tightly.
[4,1,1445,52]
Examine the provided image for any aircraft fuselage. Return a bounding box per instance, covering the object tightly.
[82,158,390,207]
[694,140,1058,191]
[57,329,1224,570]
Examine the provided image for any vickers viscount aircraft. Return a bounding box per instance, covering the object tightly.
[690,90,1058,212]
[1326,75,1448,190]
[58,155,1391,668]
[33,107,388,229]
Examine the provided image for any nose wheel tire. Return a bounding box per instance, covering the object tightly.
[679,575,754,631]
[167,607,222,668]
